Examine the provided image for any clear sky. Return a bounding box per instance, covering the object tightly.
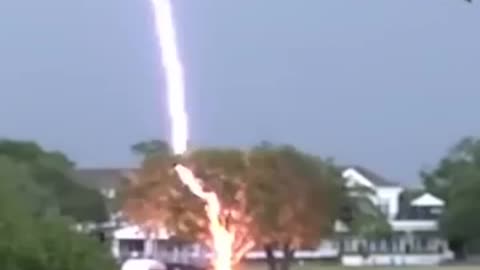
[0,1,479,185]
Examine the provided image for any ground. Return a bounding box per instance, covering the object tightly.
[241,262,478,270]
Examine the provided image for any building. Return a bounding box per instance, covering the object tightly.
[110,225,209,268]
[336,166,452,266]
[73,166,453,266]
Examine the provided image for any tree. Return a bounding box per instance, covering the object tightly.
[440,178,480,258]
[124,147,255,264]
[0,157,46,269]
[38,217,117,270]
[340,191,391,265]
[132,139,172,158]
[0,155,117,270]
[0,155,55,217]
[421,136,480,259]
[337,184,391,258]
[252,142,391,269]
[247,144,342,270]
[0,139,108,222]
[124,142,342,270]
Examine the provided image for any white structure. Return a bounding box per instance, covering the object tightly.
[94,166,452,267]
[121,258,166,270]
[337,166,452,266]
[111,225,210,268]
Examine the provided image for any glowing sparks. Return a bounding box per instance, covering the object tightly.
[149,0,249,269]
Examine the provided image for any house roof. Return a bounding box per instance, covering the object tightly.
[351,166,397,186]
[411,193,445,207]
[396,190,444,220]
[72,168,133,190]
[342,165,398,187]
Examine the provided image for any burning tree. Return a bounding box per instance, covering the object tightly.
[124,141,343,270]
[124,147,257,268]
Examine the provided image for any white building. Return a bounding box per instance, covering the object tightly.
[75,166,453,267]
[334,166,452,266]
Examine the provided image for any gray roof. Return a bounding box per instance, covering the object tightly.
[72,168,133,190]
[346,165,398,187]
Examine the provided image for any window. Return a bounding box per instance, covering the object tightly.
[369,241,377,253]
[391,239,399,253]
[331,240,338,249]
[379,240,388,253]
[344,238,353,253]
[351,239,359,252]
[420,237,429,250]
[119,239,145,257]
[430,207,443,215]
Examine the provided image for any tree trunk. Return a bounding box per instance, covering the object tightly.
[264,244,277,270]
[449,239,467,261]
[280,243,295,270]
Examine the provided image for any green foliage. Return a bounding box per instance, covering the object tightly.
[247,144,342,248]
[441,178,480,240]
[0,155,117,270]
[132,139,172,158]
[0,156,56,217]
[0,157,46,269]
[0,139,108,222]
[421,137,480,200]
[339,186,391,239]
[422,136,480,256]
[38,217,117,270]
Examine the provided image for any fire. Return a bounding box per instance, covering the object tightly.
[149,0,253,269]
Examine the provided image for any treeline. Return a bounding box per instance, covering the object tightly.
[3,134,480,269]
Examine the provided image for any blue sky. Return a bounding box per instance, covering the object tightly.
[0,1,479,184]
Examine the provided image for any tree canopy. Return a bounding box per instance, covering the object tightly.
[123,141,343,269]
[421,136,480,258]
[124,147,256,263]
[0,139,108,222]
[246,144,342,270]
[0,152,116,270]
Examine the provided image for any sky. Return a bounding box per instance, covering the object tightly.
[0,1,479,185]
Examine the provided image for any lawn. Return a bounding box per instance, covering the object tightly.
[241,261,478,270]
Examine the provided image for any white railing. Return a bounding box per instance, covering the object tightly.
[390,220,438,231]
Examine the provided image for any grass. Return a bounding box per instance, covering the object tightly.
[240,261,479,270]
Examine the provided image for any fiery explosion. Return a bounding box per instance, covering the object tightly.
[149,0,254,269]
